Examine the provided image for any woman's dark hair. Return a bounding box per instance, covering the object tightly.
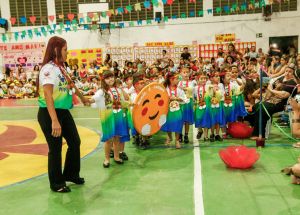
[42,36,67,66]
[37,36,67,96]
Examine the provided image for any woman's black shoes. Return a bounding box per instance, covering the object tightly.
[114,159,124,164]
[51,186,71,193]
[65,177,85,185]
[119,152,128,161]
[103,162,110,168]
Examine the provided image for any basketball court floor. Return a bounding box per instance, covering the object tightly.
[1,100,300,215]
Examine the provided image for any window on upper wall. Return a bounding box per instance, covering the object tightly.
[54,0,78,23]
[108,0,152,22]
[164,0,204,19]
[9,0,48,26]
[213,0,297,16]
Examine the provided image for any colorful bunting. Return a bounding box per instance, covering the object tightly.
[135,3,142,11]
[29,16,36,24]
[20,16,27,24]
[10,17,16,25]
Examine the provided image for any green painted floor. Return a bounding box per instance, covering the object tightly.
[1,100,300,215]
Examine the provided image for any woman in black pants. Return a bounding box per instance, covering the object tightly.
[37,36,89,193]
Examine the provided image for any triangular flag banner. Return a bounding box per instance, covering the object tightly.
[207,9,213,14]
[189,0,196,2]
[10,17,16,25]
[72,20,78,25]
[236,6,240,12]
[72,25,78,32]
[224,6,230,13]
[68,13,75,21]
[0,19,6,25]
[129,21,135,27]
[119,23,125,28]
[59,22,64,29]
[189,11,195,17]
[87,17,92,23]
[28,30,33,39]
[48,15,55,22]
[79,18,85,23]
[49,29,55,35]
[46,25,52,31]
[181,13,186,18]
[260,0,266,6]
[137,20,143,25]
[115,9,119,15]
[164,16,169,22]
[248,3,254,9]
[7,32,12,40]
[109,9,115,15]
[21,30,26,39]
[230,7,235,12]
[135,3,142,11]
[124,8,129,14]
[126,5,133,12]
[52,24,57,30]
[66,21,71,26]
[34,28,41,37]
[171,15,177,19]
[216,7,221,13]
[78,13,84,18]
[65,27,71,32]
[58,14,64,19]
[255,2,260,8]
[29,16,36,24]
[2,34,7,42]
[106,11,112,17]
[56,29,63,34]
[167,0,174,5]
[144,1,151,9]
[155,17,161,22]
[232,4,237,10]
[151,0,159,7]
[146,19,152,24]
[117,7,124,14]
[198,10,204,16]
[14,32,19,41]
[241,3,247,11]
[100,24,107,29]
[20,16,27,24]
[41,27,47,36]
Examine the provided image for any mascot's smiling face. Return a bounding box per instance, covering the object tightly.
[132,83,169,136]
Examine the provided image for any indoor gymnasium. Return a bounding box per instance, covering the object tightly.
[0,0,300,214]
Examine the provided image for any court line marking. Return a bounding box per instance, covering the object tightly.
[193,126,205,215]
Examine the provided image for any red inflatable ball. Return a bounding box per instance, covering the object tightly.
[227,122,254,139]
[219,145,260,169]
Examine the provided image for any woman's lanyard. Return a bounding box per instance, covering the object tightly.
[197,85,205,100]
[168,86,177,97]
[54,62,77,95]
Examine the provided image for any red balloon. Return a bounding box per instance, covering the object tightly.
[219,145,260,169]
[227,122,254,139]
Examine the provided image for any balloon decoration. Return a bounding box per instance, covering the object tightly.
[132,83,169,136]
[219,145,260,169]
[227,122,254,139]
